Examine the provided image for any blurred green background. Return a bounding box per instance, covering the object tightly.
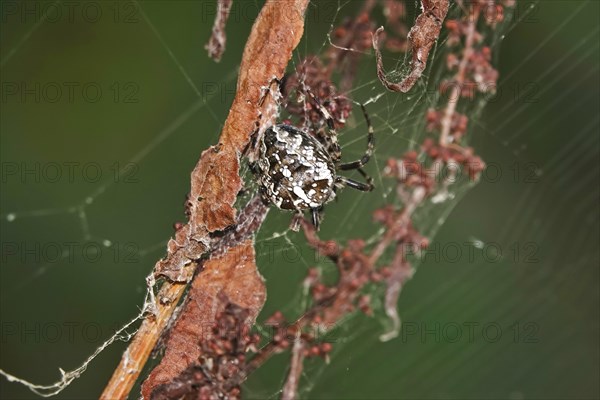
[1,1,598,399]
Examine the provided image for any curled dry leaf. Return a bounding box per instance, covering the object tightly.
[142,240,266,399]
[373,0,449,92]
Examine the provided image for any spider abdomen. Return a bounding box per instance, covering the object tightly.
[257,124,336,210]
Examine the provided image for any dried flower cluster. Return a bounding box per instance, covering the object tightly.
[181,1,513,398]
[263,0,514,397]
[263,310,334,359]
[380,0,409,52]
[426,109,469,140]
[281,56,353,129]
[150,296,259,400]
[281,0,413,126]
[443,42,498,97]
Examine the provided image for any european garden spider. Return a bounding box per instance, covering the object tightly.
[253,82,375,229]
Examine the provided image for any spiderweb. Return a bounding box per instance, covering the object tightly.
[1,0,598,399]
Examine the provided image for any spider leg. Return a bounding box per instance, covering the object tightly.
[247,160,259,175]
[258,76,283,106]
[245,77,284,159]
[338,104,374,171]
[311,207,321,230]
[336,175,374,192]
[356,167,374,187]
[242,118,261,159]
[304,88,341,155]
[289,212,303,232]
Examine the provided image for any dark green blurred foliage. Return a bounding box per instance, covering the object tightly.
[0,1,598,399]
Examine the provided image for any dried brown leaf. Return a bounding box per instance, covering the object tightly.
[142,240,266,399]
[373,0,449,92]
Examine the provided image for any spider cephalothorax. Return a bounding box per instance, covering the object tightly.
[254,96,375,229]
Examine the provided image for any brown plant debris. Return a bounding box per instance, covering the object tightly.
[381,0,409,52]
[102,1,514,399]
[149,295,261,400]
[142,240,266,399]
[156,0,310,282]
[2,1,515,399]
[282,56,353,130]
[373,0,449,92]
[205,0,233,62]
[101,1,310,398]
[220,1,513,398]
[327,6,377,92]
[437,1,502,146]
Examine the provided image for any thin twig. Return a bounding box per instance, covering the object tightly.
[205,0,233,62]
[440,7,480,146]
[281,333,306,400]
[99,280,190,400]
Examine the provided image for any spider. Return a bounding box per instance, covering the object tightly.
[252,84,375,229]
